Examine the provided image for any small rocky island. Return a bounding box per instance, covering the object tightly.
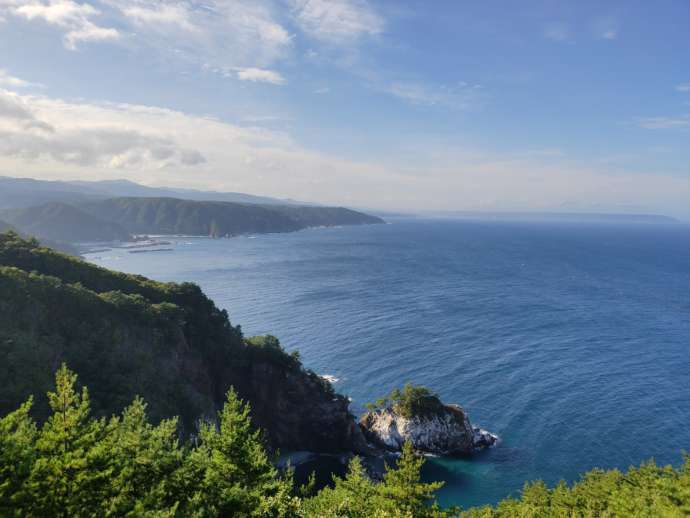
[359,384,498,456]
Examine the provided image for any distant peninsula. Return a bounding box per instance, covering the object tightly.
[0,196,384,245]
[77,197,384,238]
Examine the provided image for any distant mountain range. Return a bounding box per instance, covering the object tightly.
[0,176,311,210]
[0,176,384,246]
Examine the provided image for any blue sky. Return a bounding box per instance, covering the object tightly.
[1,0,689,214]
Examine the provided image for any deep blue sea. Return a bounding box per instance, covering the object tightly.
[84,218,690,509]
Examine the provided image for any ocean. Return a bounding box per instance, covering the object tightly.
[83,217,690,509]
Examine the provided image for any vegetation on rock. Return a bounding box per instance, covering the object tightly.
[367,383,446,419]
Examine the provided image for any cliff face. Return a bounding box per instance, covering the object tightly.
[359,404,496,456]
[235,363,368,453]
[0,232,364,454]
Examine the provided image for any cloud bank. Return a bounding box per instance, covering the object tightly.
[2,85,690,216]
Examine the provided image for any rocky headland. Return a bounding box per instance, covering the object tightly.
[359,384,497,456]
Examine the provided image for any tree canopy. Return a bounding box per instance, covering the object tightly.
[367,383,446,419]
[3,366,688,517]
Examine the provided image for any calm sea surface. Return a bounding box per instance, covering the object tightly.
[84,218,690,509]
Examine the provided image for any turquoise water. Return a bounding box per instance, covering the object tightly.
[84,218,690,509]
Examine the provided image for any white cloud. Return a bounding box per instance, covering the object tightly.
[637,115,690,130]
[10,0,119,49]
[3,0,291,68]
[0,89,205,168]
[676,84,690,93]
[0,89,54,131]
[0,69,42,88]
[384,81,483,110]
[290,0,383,43]
[3,87,690,216]
[108,0,292,71]
[119,3,197,32]
[235,67,286,85]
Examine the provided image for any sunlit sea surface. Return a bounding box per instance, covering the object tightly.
[84,218,690,509]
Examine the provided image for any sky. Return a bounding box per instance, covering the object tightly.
[1,0,689,215]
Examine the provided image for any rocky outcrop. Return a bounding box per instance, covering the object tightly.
[359,403,497,456]
[228,362,371,454]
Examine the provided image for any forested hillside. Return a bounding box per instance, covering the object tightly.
[0,232,362,452]
[1,202,131,242]
[78,197,383,237]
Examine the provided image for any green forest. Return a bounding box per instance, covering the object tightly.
[1,366,688,517]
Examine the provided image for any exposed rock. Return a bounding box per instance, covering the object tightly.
[472,427,499,450]
[359,403,497,456]
[229,362,371,454]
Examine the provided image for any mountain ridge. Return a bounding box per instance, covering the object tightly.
[0,176,312,209]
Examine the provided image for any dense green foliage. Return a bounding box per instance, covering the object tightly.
[2,366,689,517]
[0,231,240,427]
[0,365,298,517]
[0,231,360,454]
[0,220,77,254]
[0,366,439,517]
[368,384,445,419]
[304,442,449,518]
[77,197,383,239]
[460,459,690,517]
[0,231,311,434]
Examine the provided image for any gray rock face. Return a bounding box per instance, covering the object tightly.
[359,403,497,456]
[234,362,372,454]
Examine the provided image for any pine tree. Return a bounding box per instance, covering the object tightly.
[182,388,299,517]
[0,398,37,515]
[102,397,183,517]
[23,364,110,517]
[303,445,452,518]
[378,442,447,517]
[303,456,382,517]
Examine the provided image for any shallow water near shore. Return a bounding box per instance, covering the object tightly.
[84,218,690,509]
